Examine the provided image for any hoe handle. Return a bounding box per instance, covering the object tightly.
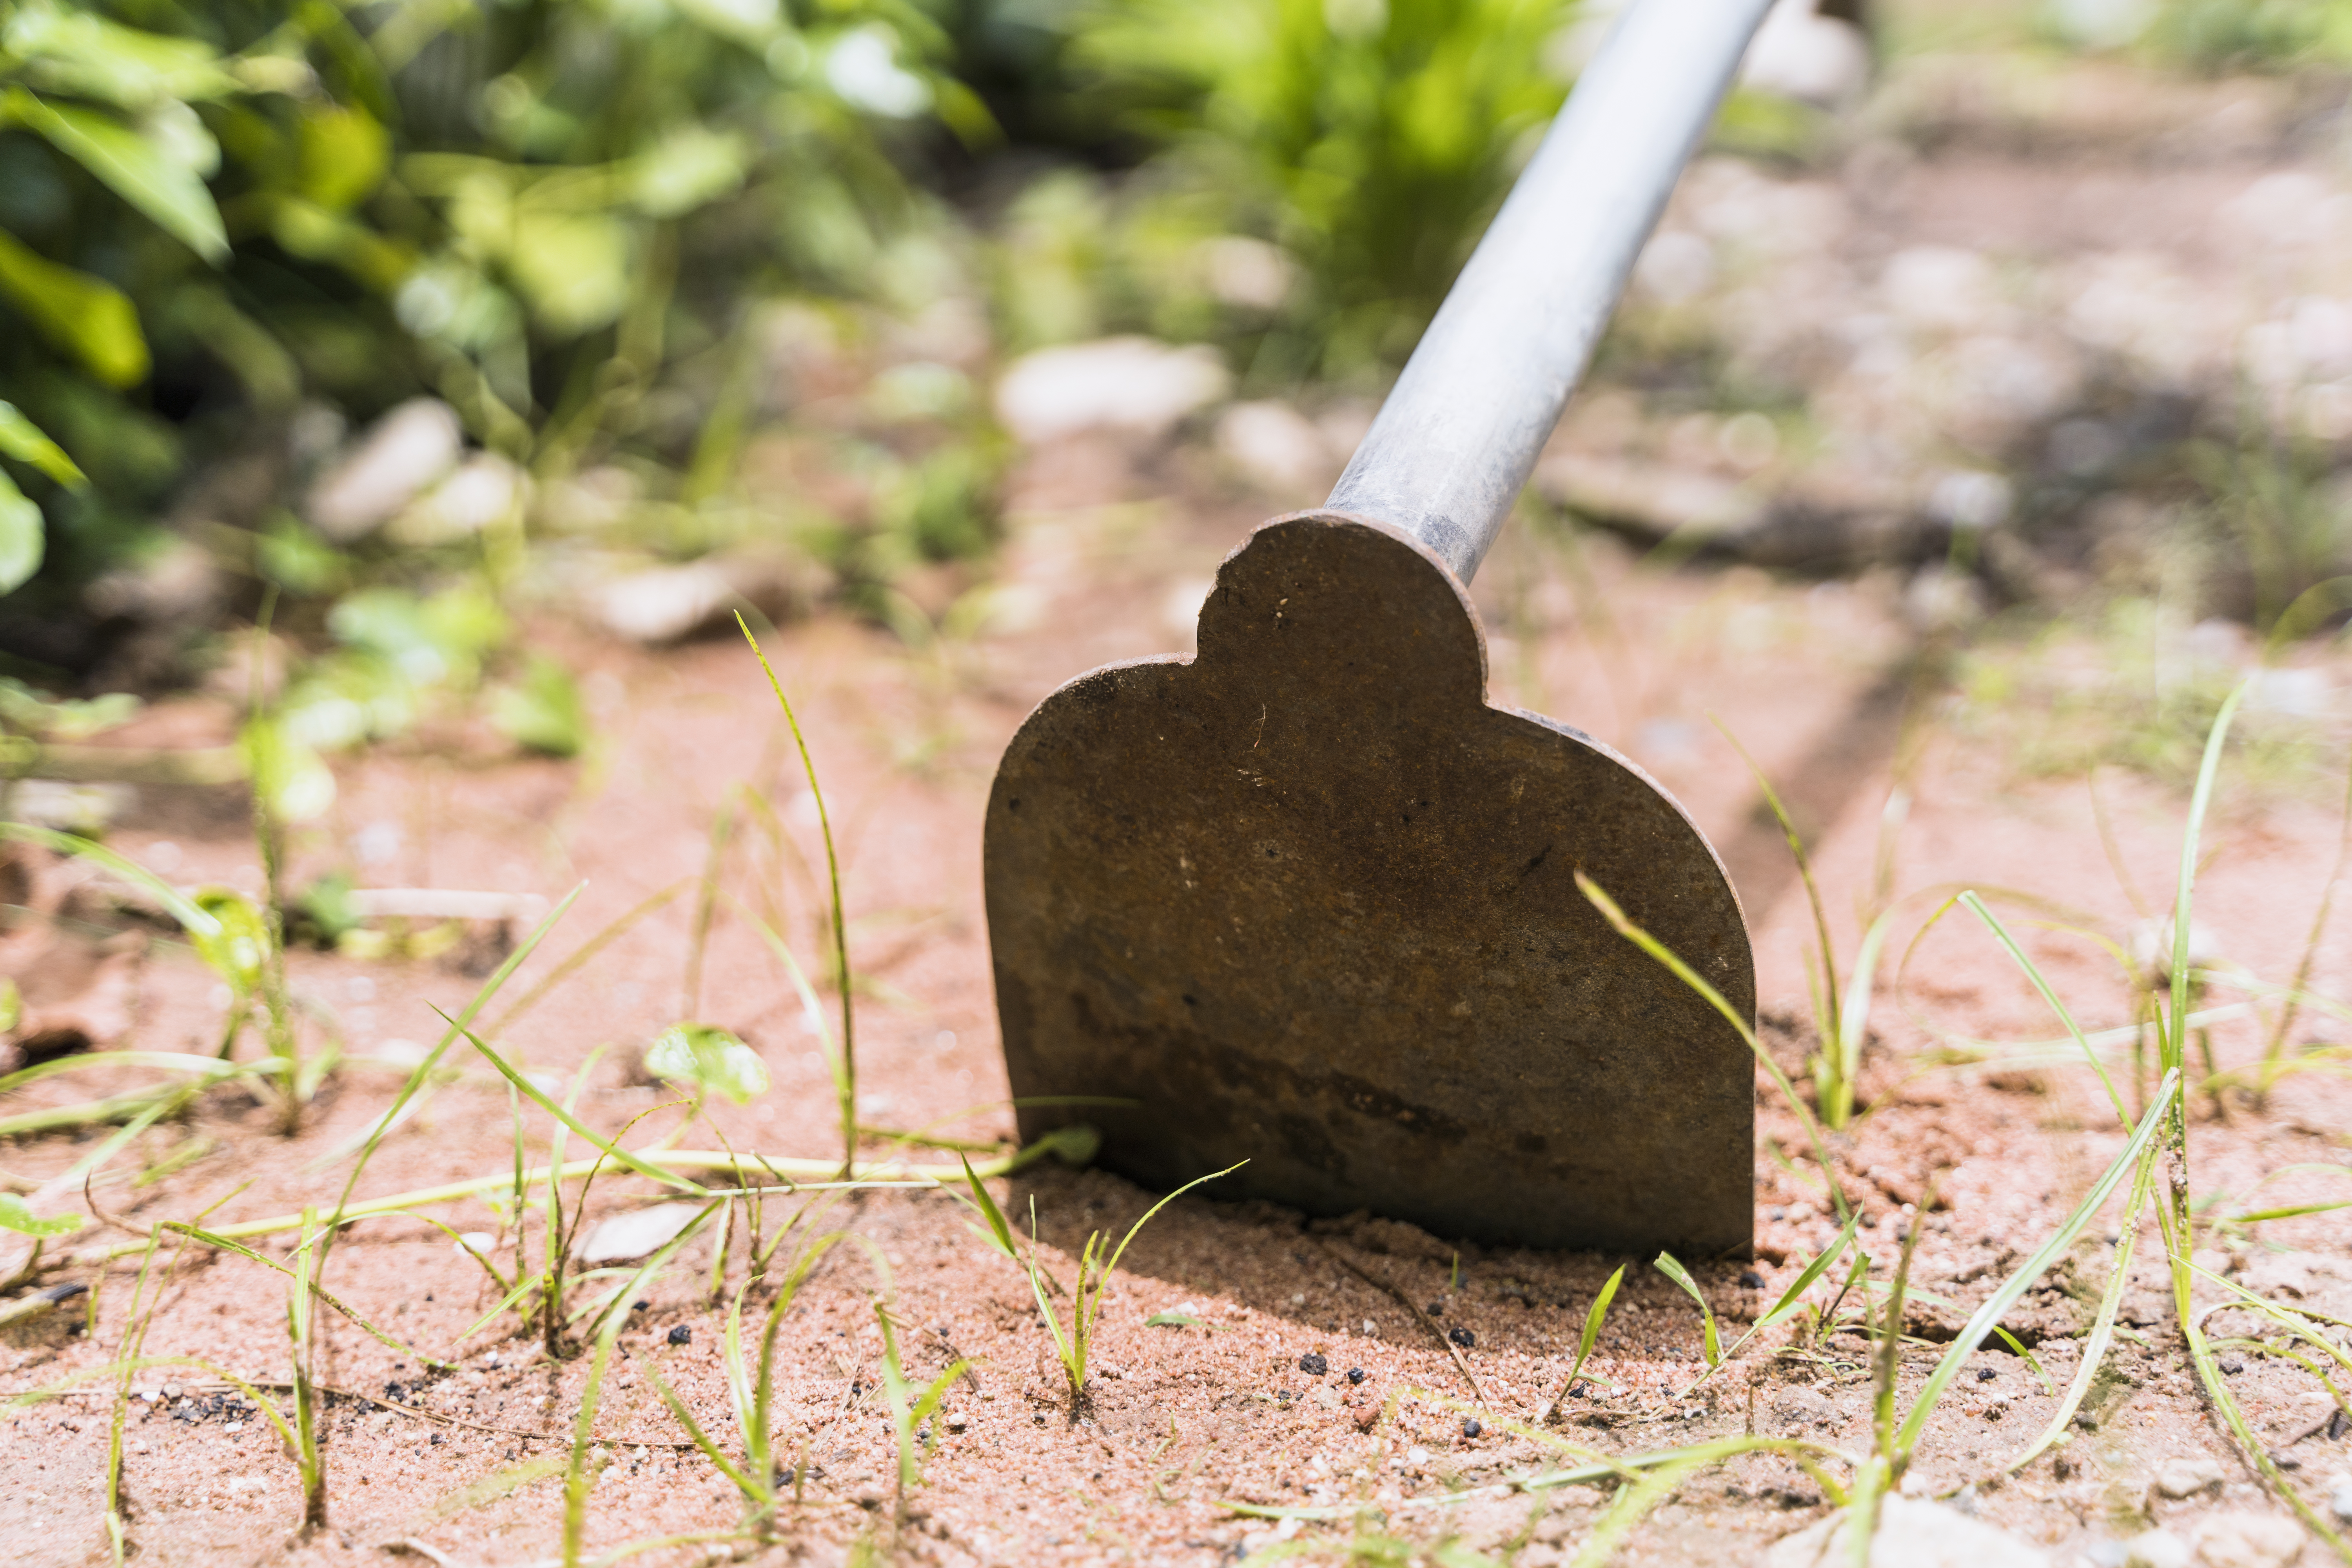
[1326,0,1778,584]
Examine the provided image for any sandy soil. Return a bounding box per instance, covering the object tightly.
[5,437,2351,1568]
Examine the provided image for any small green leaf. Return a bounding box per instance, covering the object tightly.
[0,402,87,489]
[1569,1263,1625,1392]
[297,103,388,211]
[642,1023,769,1103]
[505,211,633,335]
[1653,1252,1721,1367]
[240,715,336,822]
[191,887,269,994]
[0,6,238,109]
[488,656,588,758]
[1754,1216,1860,1334]
[0,1194,83,1237]
[0,233,150,388]
[7,89,228,262]
[0,471,42,596]
[958,1154,1019,1261]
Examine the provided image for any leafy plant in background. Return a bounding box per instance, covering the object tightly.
[2142,0,2352,69]
[1059,0,1579,380]
[0,0,993,679]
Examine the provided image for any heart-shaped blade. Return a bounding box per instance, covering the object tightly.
[985,512,1753,1255]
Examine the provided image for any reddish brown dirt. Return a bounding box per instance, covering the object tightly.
[4,449,2351,1568]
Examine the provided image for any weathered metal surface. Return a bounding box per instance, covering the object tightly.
[985,513,1753,1256]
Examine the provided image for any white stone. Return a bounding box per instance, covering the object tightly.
[2,780,134,834]
[2122,1528,2190,1568]
[386,453,529,546]
[1635,230,1715,304]
[590,560,738,645]
[2189,1514,2305,1568]
[306,399,463,543]
[1201,237,1294,312]
[2245,670,2331,723]
[1883,247,1997,334]
[579,1202,704,1265]
[2127,918,2222,982]
[1214,401,1334,500]
[1739,0,1871,107]
[1763,1496,2050,1568]
[2048,0,2154,49]
[993,337,1230,444]
[2154,1455,2225,1499]
[1161,575,1214,641]
[1927,471,2013,531]
[2328,1476,2352,1523]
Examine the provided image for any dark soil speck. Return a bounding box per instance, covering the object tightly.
[667,1325,691,1345]
[1298,1352,1328,1376]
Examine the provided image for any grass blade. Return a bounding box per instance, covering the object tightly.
[439,1009,707,1196]
[1960,891,2129,1123]
[319,884,583,1195]
[736,613,856,1174]
[1546,1264,1626,1417]
[0,823,217,937]
[1577,872,1852,1222]
[1893,1067,2177,1460]
[957,1154,1019,1260]
[1831,912,1894,1129]
[564,1205,716,1566]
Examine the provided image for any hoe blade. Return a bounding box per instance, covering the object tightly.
[985,513,1754,1255]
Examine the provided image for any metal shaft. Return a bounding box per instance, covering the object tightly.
[1326,0,1777,584]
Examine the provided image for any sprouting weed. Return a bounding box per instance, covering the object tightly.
[959,1155,1241,1410]
[1573,866,2180,1559]
[1715,721,1896,1132]
[1542,1263,1624,1420]
[646,1224,843,1540]
[563,1206,722,1567]
[287,1210,327,1534]
[737,614,858,1176]
[873,1302,970,1519]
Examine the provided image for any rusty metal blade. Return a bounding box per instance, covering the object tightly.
[985,513,1753,1255]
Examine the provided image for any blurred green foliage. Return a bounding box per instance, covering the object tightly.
[1031,0,1581,381]
[0,0,992,648]
[2145,0,2352,69]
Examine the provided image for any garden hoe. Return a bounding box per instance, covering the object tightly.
[985,0,1776,1256]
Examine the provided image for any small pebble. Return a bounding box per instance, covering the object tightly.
[1461,1418,1481,1438]
[1739,1270,1764,1289]
[1426,1301,1444,1316]
[1346,1367,1367,1385]
[1298,1352,1328,1377]
[2153,1455,2224,1499]
[666,1326,691,1346]
[2220,1356,2244,1374]
[1448,1327,1475,1349]
[1976,1367,1998,1382]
